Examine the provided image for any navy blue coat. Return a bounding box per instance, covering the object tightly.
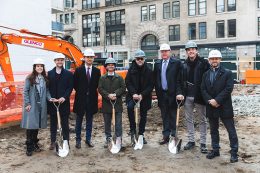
[47,67,73,115]
[73,65,101,115]
[153,57,183,108]
[201,66,234,119]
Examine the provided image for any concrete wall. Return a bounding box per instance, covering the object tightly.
[0,0,56,81]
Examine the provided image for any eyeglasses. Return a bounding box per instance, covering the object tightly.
[136,57,144,61]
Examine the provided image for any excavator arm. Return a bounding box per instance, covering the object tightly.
[0,26,84,110]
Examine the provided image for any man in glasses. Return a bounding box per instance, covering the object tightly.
[73,48,101,149]
[125,50,154,146]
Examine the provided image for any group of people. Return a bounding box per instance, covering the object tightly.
[21,41,238,163]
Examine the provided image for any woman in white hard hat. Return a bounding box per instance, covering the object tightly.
[21,58,53,156]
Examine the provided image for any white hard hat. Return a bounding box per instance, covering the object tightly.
[54,53,65,60]
[160,43,171,51]
[33,58,44,65]
[208,50,222,59]
[83,48,95,57]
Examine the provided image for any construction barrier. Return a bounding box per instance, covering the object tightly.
[245,70,260,84]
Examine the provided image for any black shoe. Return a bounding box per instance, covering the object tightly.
[130,134,135,147]
[159,137,169,145]
[206,150,220,159]
[75,141,81,149]
[26,150,33,156]
[85,140,94,148]
[230,153,238,163]
[200,143,208,154]
[104,138,111,148]
[143,137,147,144]
[184,142,195,150]
[49,142,56,150]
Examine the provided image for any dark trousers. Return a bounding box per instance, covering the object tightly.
[209,117,238,154]
[127,99,147,135]
[26,129,39,152]
[103,112,122,139]
[75,96,94,142]
[159,92,177,137]
[50,113,69,142]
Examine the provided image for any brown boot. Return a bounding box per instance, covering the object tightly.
[49,142,56,150]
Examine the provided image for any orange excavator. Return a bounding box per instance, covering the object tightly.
[0,26,118,127]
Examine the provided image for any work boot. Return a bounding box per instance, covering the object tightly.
[130,133,136,147]
[85,140,94,148]
[75,141,81,149]
[26,140,34,156]
[49,142,56,150]
[184,142,195,150]
[206,150,220,159]
[200,143,208,154]
[230,153,238,163]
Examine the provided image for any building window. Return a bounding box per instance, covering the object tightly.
[172,1,180,18]
[188,23,196,40]
[228,19,236,37]
[65,14,70,24]
[105,10,125,26]
[71,13,75,23]
[106,31,125,45]
[216,0,225,13]
[141,6,148,21]
[258,17,260,36]
[169,25,180,41]
[82,13,100,47]
[149,5,156,20]
[82,0,100,9]
[141,34,159,49]
[105,0,122,6]
[216,20,225,38]
[60,14,63,23]
[227,0,236,11]
[188,0,196,16]
[163,3,171,19]
[199,22,207,39]
[65,0,74,8]
[198,0,206,15]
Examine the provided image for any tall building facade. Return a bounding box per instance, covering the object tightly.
[58,0,260,80]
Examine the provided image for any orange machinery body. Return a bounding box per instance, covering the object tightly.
[245,70,260,84]
[0,27,127,127]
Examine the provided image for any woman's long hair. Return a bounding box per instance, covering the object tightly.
[28,64,48,86]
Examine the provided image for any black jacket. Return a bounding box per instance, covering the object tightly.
[153,57,183,108]
[47,67,73,115]
[73,65,101,115]
[125,60,154,111]
[201,66,234,119]
[182,56,209,105]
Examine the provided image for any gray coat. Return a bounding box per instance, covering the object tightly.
[21,77,51,129]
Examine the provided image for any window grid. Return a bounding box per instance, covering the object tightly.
[188,0,196,16]
[199,22,207,39]
[189,23,196,40]
[228,19,236,37]
[198,0,206,15]
[149,5,156,20]
[227,0,236,11]
[216,0,225,13]
[172,1,180,18]
[169,25,180,41]
[163,3,171,19]
[141,6,148,21]
[216,20,225,38]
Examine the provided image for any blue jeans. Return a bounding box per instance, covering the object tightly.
[209,117,238,154]
[127,100,147,135]
[75,96,94,142]
[103,112,122,139]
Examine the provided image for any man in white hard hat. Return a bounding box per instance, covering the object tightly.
[182,41,209,153]
[98,58,126,149]
[47,53,73,150]
[73,48,101,149]
[201,50,238,163]
[154,43,184,145]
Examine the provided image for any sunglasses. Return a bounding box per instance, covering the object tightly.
[136,57,144,61]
